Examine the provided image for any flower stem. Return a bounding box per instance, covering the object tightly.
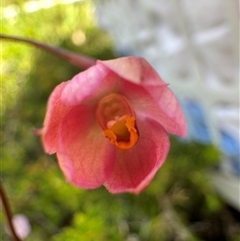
[0,34,96,69]
[0,180,22,241]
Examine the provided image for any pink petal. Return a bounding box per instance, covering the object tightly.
[118,80,187,138]
[61,64,117,106]
[99,56,167,85]
[104,117,170,194]
[101,57,187,138]
[144,84,187,137]
[40,82,70,154]
[57,105,116,188]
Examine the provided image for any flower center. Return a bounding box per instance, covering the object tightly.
[96,93,139,150]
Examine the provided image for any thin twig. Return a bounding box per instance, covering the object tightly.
[0,34,96,69]
[0,180,22,241]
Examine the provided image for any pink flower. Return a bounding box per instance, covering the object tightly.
[39,56,187,194]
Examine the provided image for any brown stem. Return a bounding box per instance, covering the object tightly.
[0,180,22,241]
[0,34,96,69]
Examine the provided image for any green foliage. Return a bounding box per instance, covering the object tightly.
[2,1,240,241]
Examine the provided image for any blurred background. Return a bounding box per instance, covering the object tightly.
[1,0,239,241]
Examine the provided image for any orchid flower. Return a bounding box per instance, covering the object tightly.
[39,56,187,194]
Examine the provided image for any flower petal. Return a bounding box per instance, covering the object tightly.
[61,64,117,106]
[99,56,167,85]
[144,84,187,137]
[57,105,116,188]
[40,81,70,154]
[118,80,187,138]
[100,57,187,138]
[104,117,170,194]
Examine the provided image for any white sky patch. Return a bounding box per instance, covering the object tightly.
[3,0,84,18]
